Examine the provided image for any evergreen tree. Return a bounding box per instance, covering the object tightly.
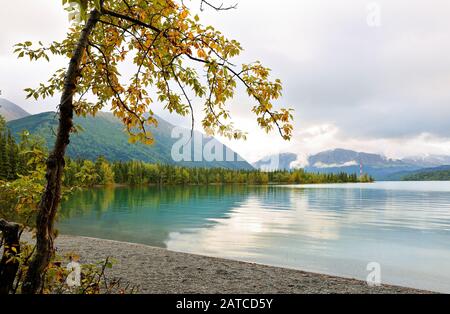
[0,118,10,180]
[7,130,19,180]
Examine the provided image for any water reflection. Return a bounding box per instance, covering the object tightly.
[60,185,254,247]
[60,182,450,292]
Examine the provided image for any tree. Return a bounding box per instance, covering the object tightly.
[0,116,9,180]
[0,120,22,180]
[7,130,19,180]
[0,115,5,133]
[0,134,47,294]
[0,132,7,180]
[94,156,115,185]
[16,0,293,293]
[76,160,100,186]
[99,161,115,185]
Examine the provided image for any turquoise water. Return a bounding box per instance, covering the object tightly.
[59,182,450,292]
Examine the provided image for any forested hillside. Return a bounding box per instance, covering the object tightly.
[7,111,253,170]
[402,166,450,181]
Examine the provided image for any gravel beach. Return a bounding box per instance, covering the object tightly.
[31,234,430,294]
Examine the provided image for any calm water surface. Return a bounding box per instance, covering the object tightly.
[59,181,450,292]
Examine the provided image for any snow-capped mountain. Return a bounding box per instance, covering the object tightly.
[403,155,450,168]
[253,149,450,180]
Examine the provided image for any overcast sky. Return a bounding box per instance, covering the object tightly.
[1,0,450,162]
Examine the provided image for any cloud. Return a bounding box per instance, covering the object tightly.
[289,123,450,162]
[222,1,450,134]
[1,0,450,160]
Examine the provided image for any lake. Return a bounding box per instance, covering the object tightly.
[59,181,450,293]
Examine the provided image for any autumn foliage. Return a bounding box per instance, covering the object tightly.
[15,0,293,143]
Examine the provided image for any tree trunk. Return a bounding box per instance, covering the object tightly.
[21,9,100,294]
[0,218,21,294]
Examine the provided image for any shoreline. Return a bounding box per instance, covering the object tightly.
[42,234,431,294]
[89,181,375,189]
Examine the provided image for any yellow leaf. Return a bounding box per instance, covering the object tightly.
[180,10,188,19]
[197,49,206,58]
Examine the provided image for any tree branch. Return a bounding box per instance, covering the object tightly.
[199,0,238,11]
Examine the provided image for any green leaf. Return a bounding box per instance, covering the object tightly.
[94,0,102,10]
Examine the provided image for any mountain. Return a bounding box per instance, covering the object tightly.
[304,149,421,180]
[0,98,30,121]
[7,111,254,170]
[308,149,405,168]
[252,153,297,171]
[402,155,450,168]
[254,149,427,180]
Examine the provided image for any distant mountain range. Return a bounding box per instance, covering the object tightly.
[402,155,450,168]
[254,148,450,180]
[3,99,253,170]
[0,98,30,121]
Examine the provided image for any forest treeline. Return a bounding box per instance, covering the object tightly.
[64,158,373,186]
[0,116,373,187]
[402,169,450,181]
[0,116,43,181]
